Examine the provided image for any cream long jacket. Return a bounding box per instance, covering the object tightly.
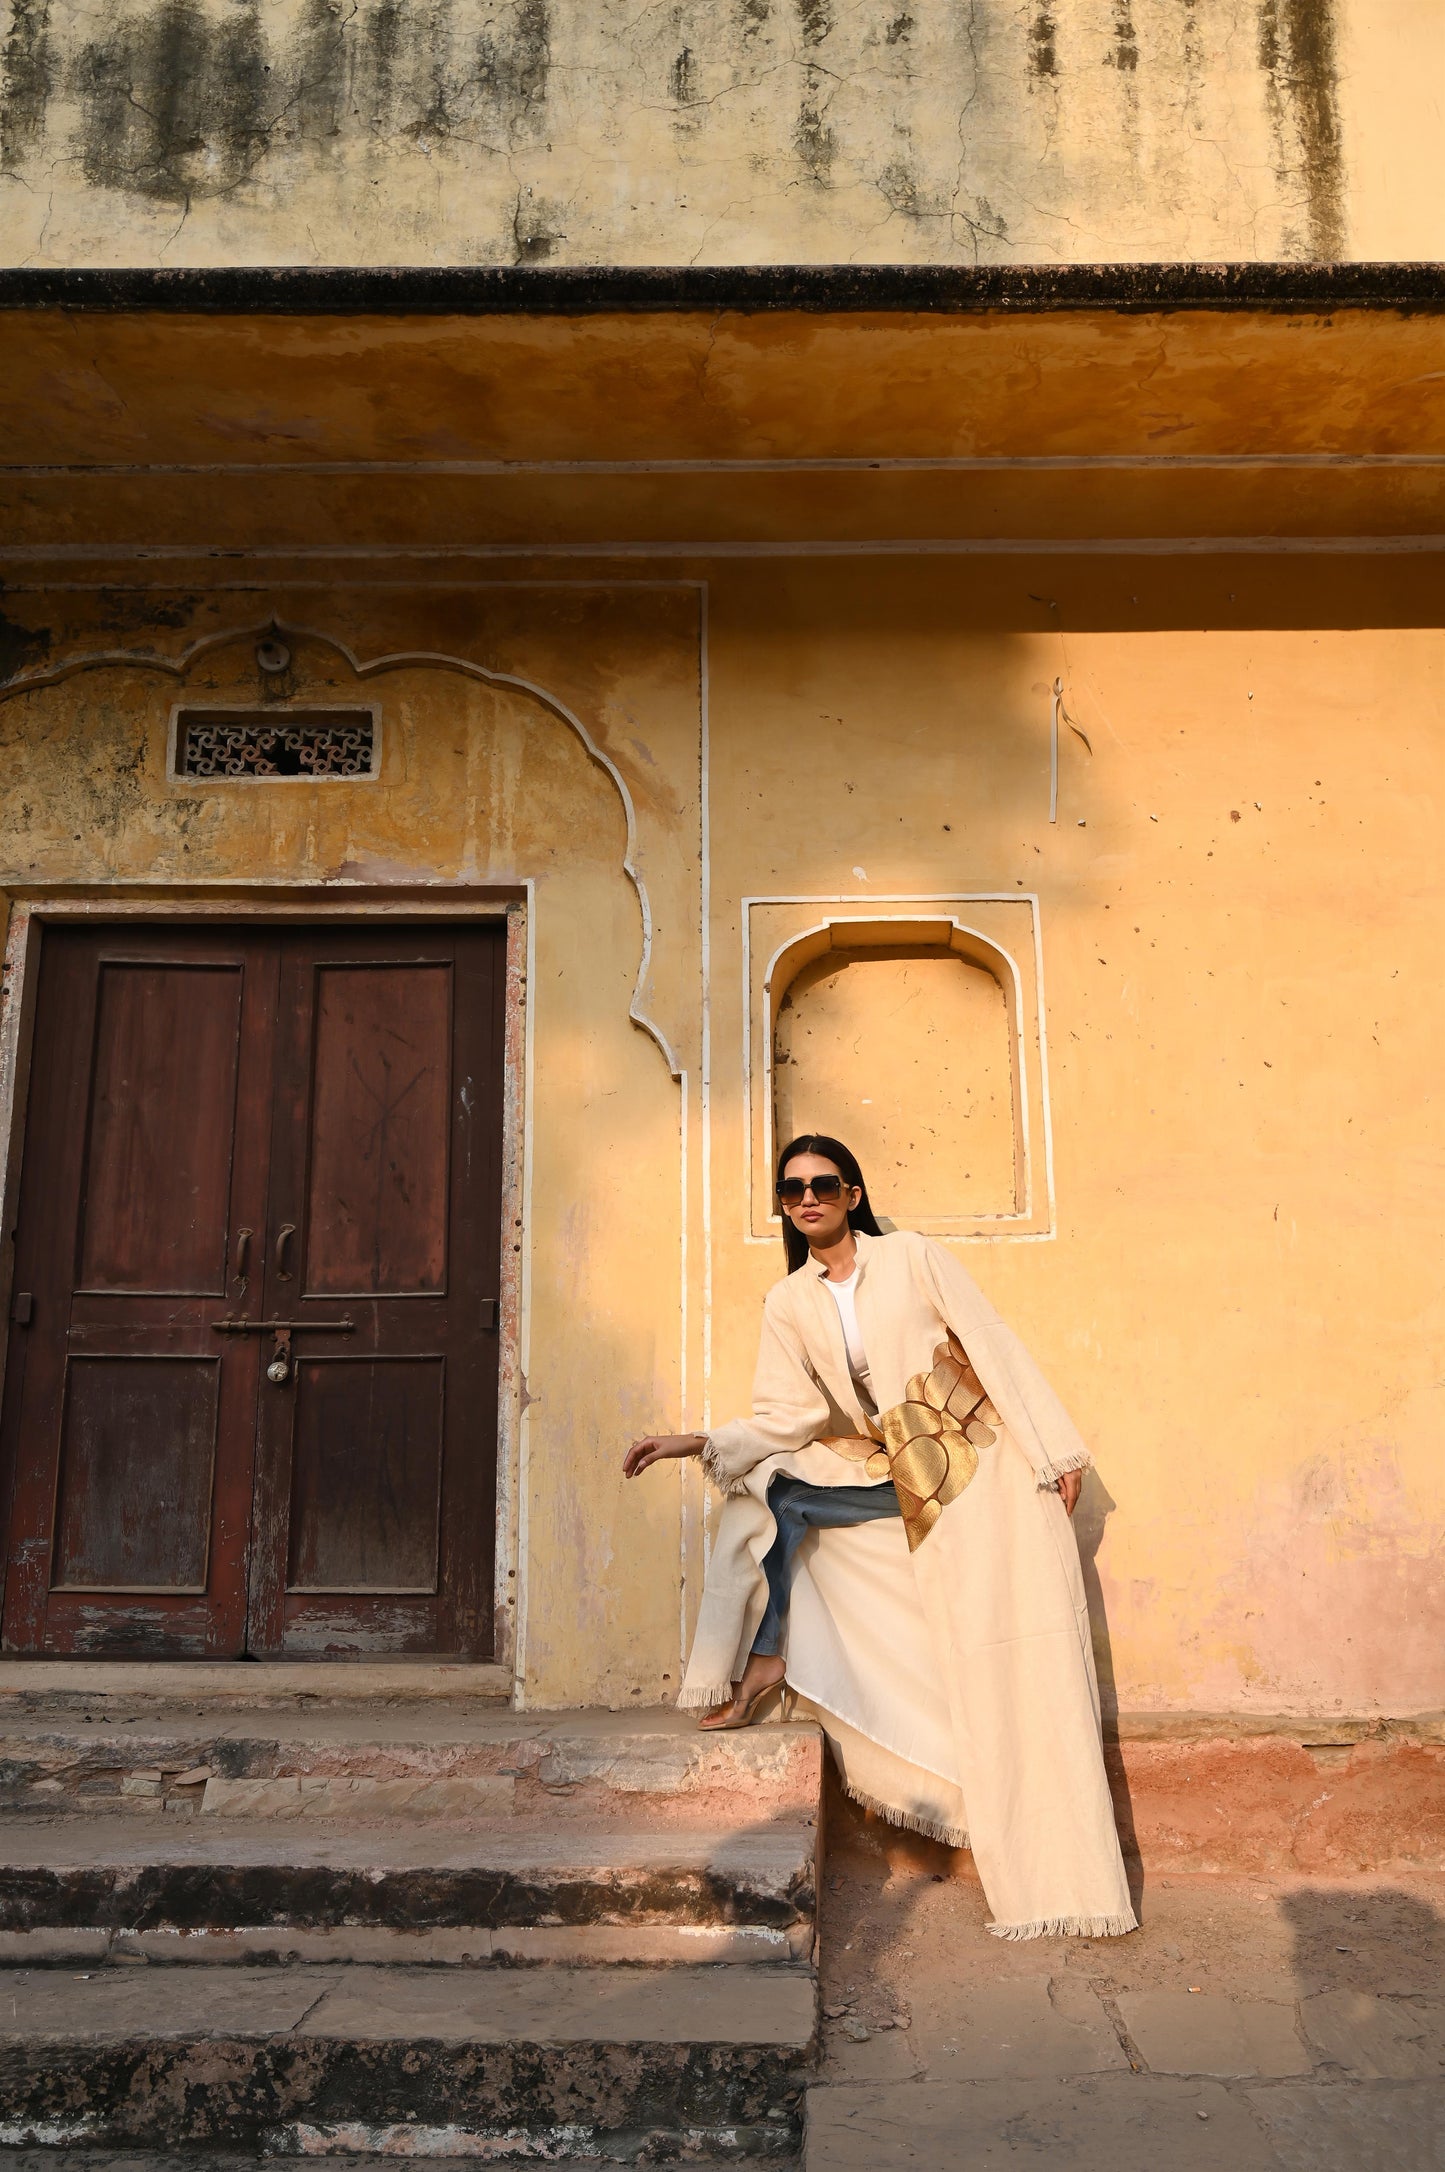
[681,1228,1136,1942]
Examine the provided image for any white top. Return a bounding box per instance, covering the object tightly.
[823,1268,874,1403]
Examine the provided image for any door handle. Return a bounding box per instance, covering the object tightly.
[233,1228,252,1283]
[274,1223,296,1279]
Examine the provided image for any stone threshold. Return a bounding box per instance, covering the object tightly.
[0,1660,513,1706]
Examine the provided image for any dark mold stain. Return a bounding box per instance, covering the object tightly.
[1028,8,1057,78]
[877,157,920,216]
[511,186,563,263]
[291,0,348,144]
[796,0,832,49]
[473,0,551,140]
[740,0,771,32]
[1257,0,1346,259]
[56,0,555,204]
[1,0,57,169]
[1104,0,1138,72]
[669,45,695,103]
[72,0,275,205]
[886,11,914,44]
[794,65,835,182]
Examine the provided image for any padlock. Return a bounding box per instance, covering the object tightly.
[267,1327,293,1385]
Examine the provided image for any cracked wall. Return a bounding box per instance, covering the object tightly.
[1,0,1434,269]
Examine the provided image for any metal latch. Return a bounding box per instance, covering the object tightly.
[212,1315,355,1389]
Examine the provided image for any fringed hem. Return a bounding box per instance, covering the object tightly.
[700,1441,747,1496]
[988,1910,1138,1942]
[844,1780,968,1850]
[676,1682,736,1709]
[1035,1449,1094,1489]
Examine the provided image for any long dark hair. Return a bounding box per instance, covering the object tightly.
[775,1133,884,1272]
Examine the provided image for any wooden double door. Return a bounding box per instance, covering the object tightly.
[0,921,506,1659]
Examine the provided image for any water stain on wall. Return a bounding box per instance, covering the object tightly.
[1258,0,1346,259]
[0,0,1353,262]
[57,0,553,206]
[0,0,54,166]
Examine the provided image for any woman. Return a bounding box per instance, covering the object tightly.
[624,1133,1135,1943]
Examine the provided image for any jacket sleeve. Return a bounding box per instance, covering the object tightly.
[703,1293,831,1494]
[917,1235,1094,1490]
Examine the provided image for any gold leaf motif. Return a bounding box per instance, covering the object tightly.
[820,1332,995,1552]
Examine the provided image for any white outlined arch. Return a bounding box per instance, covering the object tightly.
[0,620,682,1078]
[743,894,1057,1243]
[761,915,1032,1222]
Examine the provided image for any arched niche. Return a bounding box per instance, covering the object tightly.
[748,905,1053,1239]
[770,920,1024,1223]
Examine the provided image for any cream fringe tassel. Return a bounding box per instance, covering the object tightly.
[1034,1449,1094,1489]
[700,1442,746,1497]
[676,1682,736,1709]
[843,1779,969,1851]
[988,1910,1138,1941]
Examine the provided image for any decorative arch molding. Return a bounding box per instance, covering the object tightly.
[743,894,1057,1242]
[0,620,682,1078]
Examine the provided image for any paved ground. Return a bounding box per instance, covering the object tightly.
[810,1793,1445,2168]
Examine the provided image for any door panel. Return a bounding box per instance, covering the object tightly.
[52,1355,220,1591]
[78,962,243,1295]
[1,926,277,1655]
[249,926,503,1658]
[1,918,505,1661]
[287,1355,445,1592]
[304,963,452,1297]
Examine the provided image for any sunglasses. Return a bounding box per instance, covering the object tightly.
[776,1174,847,1207]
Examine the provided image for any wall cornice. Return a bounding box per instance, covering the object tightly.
[1,262,1444,316]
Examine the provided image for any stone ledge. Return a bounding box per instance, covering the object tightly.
[0,1962,814,2156]
[2,263,1445,317]
[0,1818,818,1935]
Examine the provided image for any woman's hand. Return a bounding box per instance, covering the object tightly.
[1056,1469,1083,1516]
[623,1433,708,1479]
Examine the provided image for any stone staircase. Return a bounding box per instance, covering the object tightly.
[0,1672,821,2160]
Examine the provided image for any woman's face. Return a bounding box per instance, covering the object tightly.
[780,1153,862,1249]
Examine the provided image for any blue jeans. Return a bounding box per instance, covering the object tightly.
[751,1472,902,1659]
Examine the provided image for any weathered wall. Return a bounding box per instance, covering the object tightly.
[1,558,1440,1720]
[703,558,1445,1721]
[0,296,1440,1717]
[2,0,1442,268]
[0,588,705,1711]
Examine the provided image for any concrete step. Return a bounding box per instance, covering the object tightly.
[0,1961,814,2158]
[0,1816,817,1966]
[0,1698,822,1829]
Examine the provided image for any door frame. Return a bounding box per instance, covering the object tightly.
[0,885,530,1683]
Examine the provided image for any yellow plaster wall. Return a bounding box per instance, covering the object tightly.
[702,558,1445,1720]
[3,0,1443,268]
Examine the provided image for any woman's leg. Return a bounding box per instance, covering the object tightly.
[699,1477,900,1728]
[750,1477,813,1659]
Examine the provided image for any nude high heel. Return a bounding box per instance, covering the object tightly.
[698,1678,796,1731]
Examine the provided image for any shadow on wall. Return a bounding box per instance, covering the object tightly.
[1072,1468,1140,1884]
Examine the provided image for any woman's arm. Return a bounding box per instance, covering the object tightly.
[622,1295,830,1494]
[623,1433,707,1478]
